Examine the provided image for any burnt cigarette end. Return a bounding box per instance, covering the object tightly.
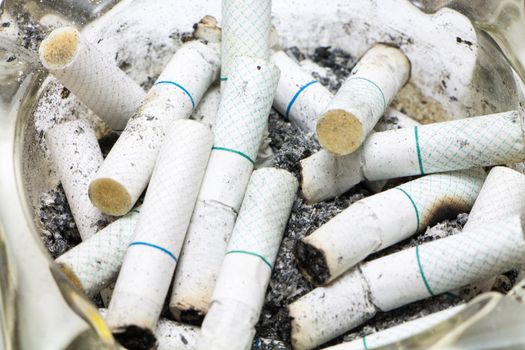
[40,27,80,69]
[112,326,157,350]
[424,196,470,228]
[89,178,132,216]
[316,109,363,156]
[178,308,206,326]
[295,239,331,285]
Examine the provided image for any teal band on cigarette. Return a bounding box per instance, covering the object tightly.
[225,250,272,269]
[220,76,228,81]
[285,80,318,119]
[416,244,435,296]
[129,241,177,263]
[212,146,255,165]
[414,126,425,175]
[155,80,195,110]
[362,336,368,350]
[395,188,420,231]
[347,76,386,111]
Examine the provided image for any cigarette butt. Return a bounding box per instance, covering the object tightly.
[316,44,410,155]
[170,56,280,321]
[105,120,213,348]
[45,120,107,240]
[198,168,298,350]
[322,305,464,350]
[39,26,146,131]
[464,166,525,230]
[290,216,525,349]
[297,169,486,285]
[289,268,377,350]
[193,15,222,44]
[221,0,271,88]
[169,200,236,323]
[55,207,140,297]
[89,38,221,216]
[192,85,221,128]
[271,50,333,132]
[302,110,525,203]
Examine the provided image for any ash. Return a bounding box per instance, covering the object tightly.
[39,185,80,258]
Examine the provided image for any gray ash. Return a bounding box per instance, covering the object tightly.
[39,185,81,258]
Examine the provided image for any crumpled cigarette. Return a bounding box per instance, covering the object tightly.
[296,168,486,285]
[289,215,525,350]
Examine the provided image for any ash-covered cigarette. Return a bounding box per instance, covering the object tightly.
[289,216,525,350]
[316,44,411,155]
[89,34,221,216]
[45,119,108,240]
[169,56,280,324]
[198,168,298,350]
[296,168,486,285]
[106,120,213,349]
[39,26,146,131]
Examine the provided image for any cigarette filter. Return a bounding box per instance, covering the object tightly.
[89,39,220,216]
[198,168,298,350]
[323,305,464,350]
[302,110,525,203]
[55,207,140,297]
[316,44,410,155]
[221,0,271,87]
[464,166,525,230]
[170,56,280,322]
[297,168,486,285]
[271,50,332,132]
[46,120,107,240]
[105,120,213,348]
[39,26,146,131]
[289,216,525,350]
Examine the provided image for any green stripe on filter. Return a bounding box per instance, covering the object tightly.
[396,169,486,230]
[221,0,271,85]
[226,168,298,269]
[417,216,525,296]
[415,111,525,174]
[213,56,280,163]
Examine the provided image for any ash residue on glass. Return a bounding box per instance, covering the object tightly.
[39,184,80,258]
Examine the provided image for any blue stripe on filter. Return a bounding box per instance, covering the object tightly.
[128,241,177,262]
[154,80,195,110]
[285,80,319,119]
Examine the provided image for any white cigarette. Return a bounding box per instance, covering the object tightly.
[302,110,525,203]
[220,0,271,87]
[192,85,221,128]
[289,216,525,350]
[297,168,486,285]
[169,56,280,321]
[192,85,275,168]
[271,50,332,132]
[55,207,140,297]
[89,38,221,216]
[198,168,298,350]
[45,120,107,240]
[323,305,464,350]
[316,44,410,155]
[105,120,213,348]
[39,26,146,131]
